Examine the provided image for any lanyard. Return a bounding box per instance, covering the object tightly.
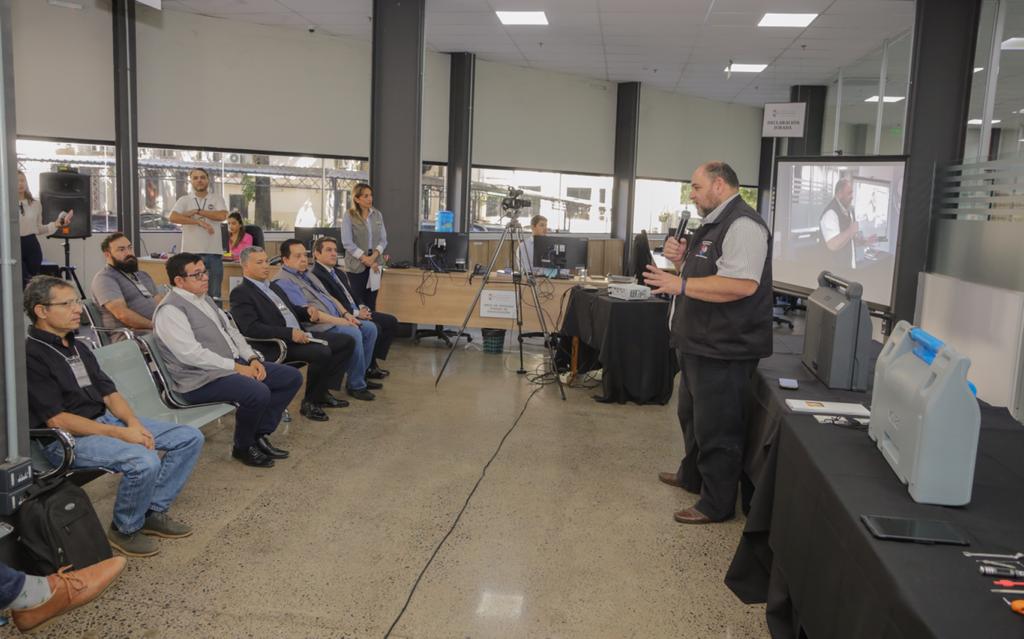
[118,269,153,297]
[332,269,357,308]
[19,202,24,216]
[194,196,207,213]
[28,336,92,388]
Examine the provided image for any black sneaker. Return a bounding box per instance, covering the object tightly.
[347,387,375,401]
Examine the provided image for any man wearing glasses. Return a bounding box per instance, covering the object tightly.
[153,253,303,468]
[24,276,205,558]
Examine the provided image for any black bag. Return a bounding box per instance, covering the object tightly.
[15,479,113,574]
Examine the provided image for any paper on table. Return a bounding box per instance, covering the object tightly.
[785,399,870,417]
[368,267,382,292]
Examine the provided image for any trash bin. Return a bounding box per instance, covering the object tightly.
[481,328,505,354]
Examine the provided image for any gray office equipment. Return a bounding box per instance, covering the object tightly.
[868,321,980,506]
[801,271,873,391]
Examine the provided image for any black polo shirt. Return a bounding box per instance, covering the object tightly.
[25,327,117,428]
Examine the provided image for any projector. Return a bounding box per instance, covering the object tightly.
[608,283,651,301]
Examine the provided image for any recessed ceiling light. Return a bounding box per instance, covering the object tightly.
[1002,37,1024,50]
[496,11,548,26]
[758,13,818,28]
[47,0,82,8]
[724,63,767,73]
[967,118,1001,125]
[865,96,905,103]
[974,67,984,73]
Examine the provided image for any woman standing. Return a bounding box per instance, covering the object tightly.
[340,183,387,310]
[18,170,72,287]
[226,212,253,260]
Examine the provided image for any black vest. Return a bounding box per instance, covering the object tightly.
[818,197,855,272]
[671,197,773,360]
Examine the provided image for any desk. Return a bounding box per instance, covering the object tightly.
[375,268,604,333]
[726,351,1024,639]
[559,288,677,405]
[138,257,280,302]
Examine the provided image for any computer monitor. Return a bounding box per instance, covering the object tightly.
[533,236,588,271]
[417,231,469,272]
[632,230,654,285]
[294,227,343,253]
[220,223,230,253]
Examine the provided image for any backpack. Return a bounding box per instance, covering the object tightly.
[15,478,113,574]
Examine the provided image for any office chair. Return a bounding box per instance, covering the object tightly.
[244,224,265,248]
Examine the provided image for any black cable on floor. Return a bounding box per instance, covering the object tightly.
[383,384,545,638]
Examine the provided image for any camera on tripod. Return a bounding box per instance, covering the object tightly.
[501,187,531,213]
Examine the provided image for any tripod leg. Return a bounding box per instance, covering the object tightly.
[514,225,566,400]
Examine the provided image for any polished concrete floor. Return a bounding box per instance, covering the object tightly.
[13,337,769,638]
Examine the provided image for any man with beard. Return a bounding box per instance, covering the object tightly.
[644,161,773,525]
[91,233,163,334]
[818,177,858,271]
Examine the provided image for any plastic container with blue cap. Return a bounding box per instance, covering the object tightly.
[435,211,454,233]
[868,320,981,506]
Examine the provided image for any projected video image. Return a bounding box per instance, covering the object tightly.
[771,158,905,307]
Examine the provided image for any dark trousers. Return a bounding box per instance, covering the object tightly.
[675,351,758,521]
[348,268,378,311]
[285,331,355,402]
[370,311,397,366]
[20,234,43,288]
[0,561,25,609]
[182,362,302,449]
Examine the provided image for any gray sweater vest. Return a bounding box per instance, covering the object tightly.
[153,291,237,393]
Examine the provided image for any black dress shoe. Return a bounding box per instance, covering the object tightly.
[257,435,289,459]
[365,380,384,390]
[347,387,375,401]
[318,393,350,408]
[300,400,329,421]
[366,367,390,379]
[232,446,275,468]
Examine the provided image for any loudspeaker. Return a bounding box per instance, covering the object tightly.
[40,171,92,240]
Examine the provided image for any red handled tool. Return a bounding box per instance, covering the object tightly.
[994,580,1024,587]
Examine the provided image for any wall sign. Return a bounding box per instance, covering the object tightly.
[762,102,807,138]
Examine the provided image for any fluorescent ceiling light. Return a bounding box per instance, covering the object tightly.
[496,11,548,25]
[724,63,767,73]
[758,13,817,28]
[967,119,1001,125]
[974,67,984,73]
[1001,37,1024,50]
[865,96,905,103]
[47,0,82,8]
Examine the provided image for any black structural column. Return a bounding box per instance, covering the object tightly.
[112,0,139,248]
[611,82,640,268]
[755,136,779,219]
[787,85,826,157]
[446,53,475,231]
[0,0,29,462]
[894,0,982,323]
[371,0,424,263]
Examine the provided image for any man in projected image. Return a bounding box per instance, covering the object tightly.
[818,177,858,270]
[643,161,773,525]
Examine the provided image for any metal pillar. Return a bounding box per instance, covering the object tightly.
[787,85,827,156]
[371,0,424,263]
[611,82,640,267]
[112,0,139,247]
[446,53,475,232]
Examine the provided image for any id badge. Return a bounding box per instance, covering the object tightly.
[69,356,92,388]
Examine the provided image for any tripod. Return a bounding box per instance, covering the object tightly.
[434,217,566,400]
[57,237,85,298]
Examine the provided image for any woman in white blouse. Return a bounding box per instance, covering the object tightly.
[18,170,72,286]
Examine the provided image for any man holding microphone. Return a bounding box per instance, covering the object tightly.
[643,161,773,525]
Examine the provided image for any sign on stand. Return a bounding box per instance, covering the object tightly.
[762,102,807,138]
[480,290,517,319]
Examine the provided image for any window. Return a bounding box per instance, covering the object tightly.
[421,163,447,227]
[138,146,369,232]
[633,179,759,235]
[17,139,118,232]
[469,167,613,234]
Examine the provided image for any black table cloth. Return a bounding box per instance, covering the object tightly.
[726,351,1024,639]
[559,288,677,405]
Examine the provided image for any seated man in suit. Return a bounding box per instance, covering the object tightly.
[310,236,397,380]
[24,275,204,558]
[273,239,380,401]
[90,232,163,334]
[230,246,355,422]
[153,253,303,468]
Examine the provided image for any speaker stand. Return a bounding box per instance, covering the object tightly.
[58,238,85,298]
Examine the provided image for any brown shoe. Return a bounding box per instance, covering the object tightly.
[12,556,127,634]
[673,506,713,525]
[658,472,700,496]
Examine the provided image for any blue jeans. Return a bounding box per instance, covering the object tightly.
[324,321,377,390]
[181,362,302,449]
[200,253,224,306]
[45,413,204,535]
[0,562,25,608]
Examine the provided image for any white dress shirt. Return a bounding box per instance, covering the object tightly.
[154,288,257,371]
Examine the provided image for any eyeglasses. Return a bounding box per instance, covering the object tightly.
[44,298,84,308]
[182,270,209,280]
